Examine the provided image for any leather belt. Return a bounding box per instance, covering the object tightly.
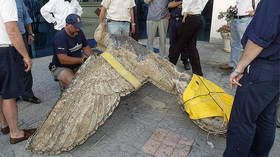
[107,19,129,23]
[0,44,12,47]
[234,15,250,19]
[188,14,201,16]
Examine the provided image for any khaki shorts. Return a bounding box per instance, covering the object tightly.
[52,66,80,81]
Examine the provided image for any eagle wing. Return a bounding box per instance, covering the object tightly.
[26,55,138,155]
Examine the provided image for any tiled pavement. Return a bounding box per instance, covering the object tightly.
[142,128,194,157]
[0,39,279,157]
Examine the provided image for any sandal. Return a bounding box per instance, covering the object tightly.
[10,128,36,144]
[1,126,10,135]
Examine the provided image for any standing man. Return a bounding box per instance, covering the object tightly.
[224,0,280,156]
[99,0,136,36]
[40,0,83,31]
[16,0,41,104]
[169,0,208,76]
[49,14,96,89]
[145,0,169,58]
[168,0,190,70]
[220,0,259,70]
[0,0,36,144]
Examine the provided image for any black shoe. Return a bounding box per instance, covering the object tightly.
[22,96,41,104]
[184,63,191,70]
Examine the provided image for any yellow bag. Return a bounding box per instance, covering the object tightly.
[183,74,233,122]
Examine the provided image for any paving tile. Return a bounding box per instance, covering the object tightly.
[150,128,169,142]
[162,131,181,147]
[142,128,194,157]
[154,144,174,157]
[179,137,194,146]
[171,147,191,157]
[142,138,161,155]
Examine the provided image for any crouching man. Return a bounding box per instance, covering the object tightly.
[49,14,95,89]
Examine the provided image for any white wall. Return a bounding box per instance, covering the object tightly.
[210,0,235,43]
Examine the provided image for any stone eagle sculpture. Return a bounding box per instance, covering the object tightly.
[26,23,227,155]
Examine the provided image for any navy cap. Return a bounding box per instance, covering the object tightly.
[65,14,83,28]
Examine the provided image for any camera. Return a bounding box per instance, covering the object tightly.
[227,6,238,18]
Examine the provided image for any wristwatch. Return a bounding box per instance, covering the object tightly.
[29,33,35,37]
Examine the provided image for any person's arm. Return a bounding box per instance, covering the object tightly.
[168,1,182,8]
[22,3,34,45]
[99,6,106,24]
[130,8,136,34]
[5,21,32,72]
[83,45,98,57]
[40,0,56,25]
[57,54,84,65]
[73,0,83,16]
[230,39,263,89]
[145,0,153,4]
[181,0,192,23]
[26,23,34,45]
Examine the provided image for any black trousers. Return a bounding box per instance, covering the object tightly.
[169,18,189,65]
[168,15,203,76]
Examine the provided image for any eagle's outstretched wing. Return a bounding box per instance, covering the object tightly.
[26,55,143,155]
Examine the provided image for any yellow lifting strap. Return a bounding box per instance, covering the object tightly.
[101,51,142,90]
[182,74,233,123]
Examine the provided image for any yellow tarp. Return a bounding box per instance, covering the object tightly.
[183,74,233,122]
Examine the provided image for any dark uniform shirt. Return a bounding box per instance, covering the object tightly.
[52,28,88,70]
[241,0,280,61]
[168,0,183,19]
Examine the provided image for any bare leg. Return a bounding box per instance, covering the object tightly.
[0,96,8,128]
[2,98,24,138]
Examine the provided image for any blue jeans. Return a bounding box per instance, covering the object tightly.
[229,17,252,67]
[107,21,130,36]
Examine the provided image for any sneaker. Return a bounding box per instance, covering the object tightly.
[22,96,41,104]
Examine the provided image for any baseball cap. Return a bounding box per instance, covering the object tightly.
[66,14,83,28]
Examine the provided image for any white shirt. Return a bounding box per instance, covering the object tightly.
[236,0,260,16]
[182,0,208,15]
[101,0,136,22]
[40,0,82,30]
[0,0,18,44]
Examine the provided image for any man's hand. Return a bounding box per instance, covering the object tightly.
[28,34,34,45]
[247,10,255,16]
[177,4,182,8]
[131,23,136,34]
[230,70,244,89]
[53,21,57,26]
[182,12,188,23]
[23,56,32,72]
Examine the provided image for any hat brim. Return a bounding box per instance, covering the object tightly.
[73,22,83,28]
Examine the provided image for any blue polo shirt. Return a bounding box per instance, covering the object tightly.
[15,0,32,34]
[168,0,183,19]
[52,28,88,70]
[241,0,280,61]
